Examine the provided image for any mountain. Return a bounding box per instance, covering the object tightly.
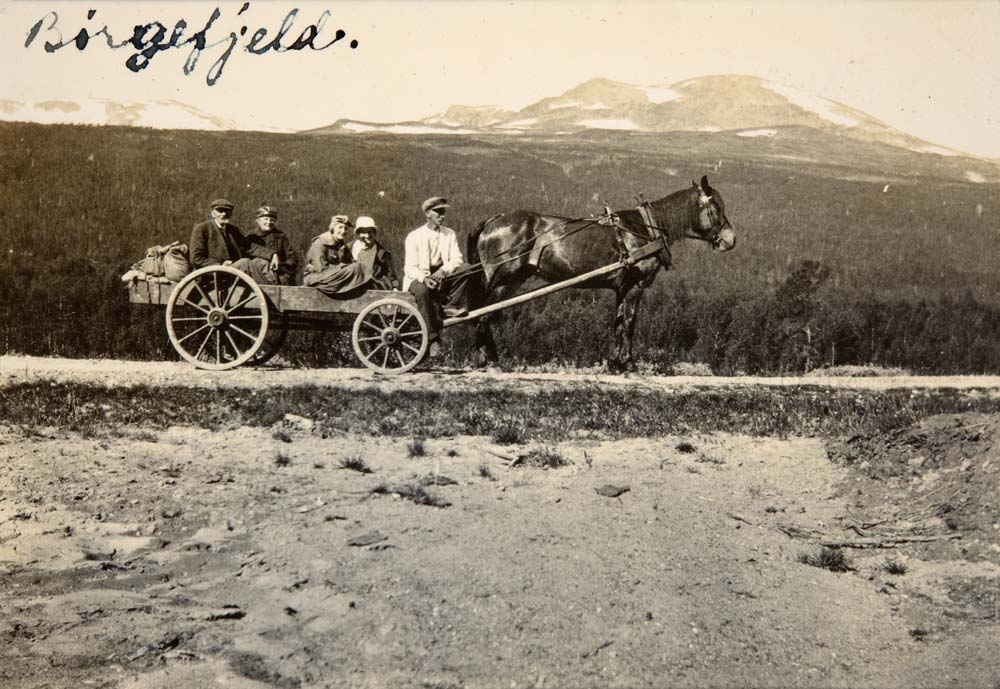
[0,98,290,133]
[312,75,968,158]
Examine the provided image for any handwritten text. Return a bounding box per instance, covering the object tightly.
[24,3,359,86]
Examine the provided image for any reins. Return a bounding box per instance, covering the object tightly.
[450,189,721,281]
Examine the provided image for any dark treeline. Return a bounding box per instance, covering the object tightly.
[1,122,998,374]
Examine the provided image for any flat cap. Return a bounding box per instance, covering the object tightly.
[255,205,277,218]
[330,214,353,227]
[421,196,450,214]
[210,198,234,211]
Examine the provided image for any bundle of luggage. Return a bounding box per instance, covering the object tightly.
[121,242,191,284]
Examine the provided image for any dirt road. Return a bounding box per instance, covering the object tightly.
[5,355,1000,392]
[2,356,999,688]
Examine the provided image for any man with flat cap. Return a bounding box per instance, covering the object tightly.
[303,214,369,295]
[245,205,300,285]
[403,196,473,353]
[189,198,252,269]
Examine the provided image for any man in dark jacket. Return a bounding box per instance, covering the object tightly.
[351,216,400,291]
[245,205,300,285]
[189,198,250,268]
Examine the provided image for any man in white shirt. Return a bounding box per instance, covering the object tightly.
[404,196,473,351]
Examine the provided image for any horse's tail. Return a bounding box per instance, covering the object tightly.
[465,213,503,310]
[467,213,502,266]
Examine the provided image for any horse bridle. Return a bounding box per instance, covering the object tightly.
[632,192,728,248]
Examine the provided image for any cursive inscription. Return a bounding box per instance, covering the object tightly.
[24,3,358,85]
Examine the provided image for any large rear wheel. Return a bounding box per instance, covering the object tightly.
[165,266,269,370]
[351,298,428,375]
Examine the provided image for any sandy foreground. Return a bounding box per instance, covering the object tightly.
[2,356,1000,689]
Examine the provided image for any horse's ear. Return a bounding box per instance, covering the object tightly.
[691,179,699,189]
[700,175,711,193]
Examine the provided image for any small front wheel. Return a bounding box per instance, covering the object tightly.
[351,298,428,375]
[165,266,269,370]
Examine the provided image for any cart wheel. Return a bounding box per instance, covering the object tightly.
[247,313,288,366]
[165,266,269,370]
[351,298,428,375]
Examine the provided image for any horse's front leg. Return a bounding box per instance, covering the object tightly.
[613,286,644,372]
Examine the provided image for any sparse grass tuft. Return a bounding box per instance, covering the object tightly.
[368,480,450,507]
[272,429,293,443]
[407,437,427,458]
[676,441,696,454]
[370,481,392,496]
[798,546,853,572]
[339,454,373,474]
[881,558,908,576]
[398,483,450,507]
[274,451,292,467]
[492,415,528,445]
[695,452,725,465]
[909,628,930,641]
[521,446,571,469]
[477,463,496,480]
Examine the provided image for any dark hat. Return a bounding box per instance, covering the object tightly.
[256,205,277,219]
[421,196,450,214]
[210,198,234,211]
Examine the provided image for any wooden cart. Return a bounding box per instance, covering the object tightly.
[129,240,662,374]
[129,265,431,374]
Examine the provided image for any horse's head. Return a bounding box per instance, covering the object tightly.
[691,175,735,252]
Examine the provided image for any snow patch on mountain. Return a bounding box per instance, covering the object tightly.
[340,122,474,135]
[576,118,640,130]
[0,98,239,131]
[918,144,959,157]
[498,117,539,129]
[738,129,777,138]
[639,86,682,104]
[762,82,859,127]
[965,171,986,183]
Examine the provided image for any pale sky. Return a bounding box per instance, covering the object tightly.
[2,0,998,158]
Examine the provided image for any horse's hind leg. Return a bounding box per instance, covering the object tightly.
[472,282,515,369]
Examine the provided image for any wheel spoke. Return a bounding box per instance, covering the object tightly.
[366,342,386,360]
[192,280,215,308]
[176,298,211,315]
[193,326,214,360]
[401,341,421,355]
[360,319,383,333]
[172,316,210,323]
[398,328,425,339]
[228,292,258,313]
[358,334,384,343]
[213,272,222,308]
[223,330,243,358]
[230,323,262,342]
[177,323,211,345]
[395,313,415,330]
[390,304,401,326]
[228,314,267,320]
[381,347,390,369]
[221,279,241,310]
[214,329,221,364]
[394,348,405,367]
[376,308,390,328]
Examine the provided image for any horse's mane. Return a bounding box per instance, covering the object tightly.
[649,187,697,244]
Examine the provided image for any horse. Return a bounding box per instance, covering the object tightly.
[465,175,736,371]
